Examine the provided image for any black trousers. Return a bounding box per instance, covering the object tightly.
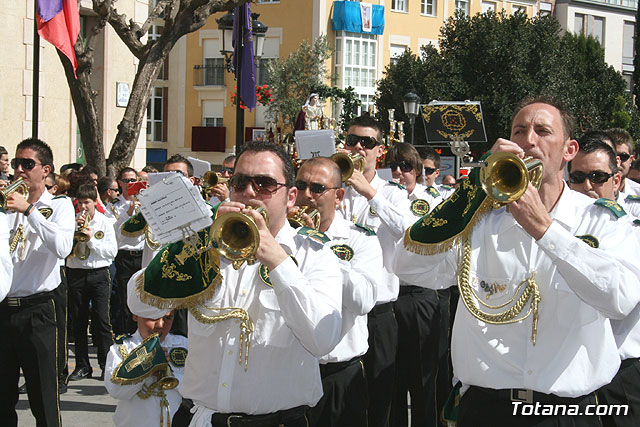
[309,356,368,427]
[596,358,640,427]
[53,267,68,383]
[364,302,398,427]
[66,266,113,371]
[458,386,602,427]
[114,250,142,335]
[0,292,61,427]
[391,286,441,427]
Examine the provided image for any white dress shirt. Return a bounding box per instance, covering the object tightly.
[321,217,381,363]
[436,183,456,200]
[129,221,343,420]
[110,197,145,251]
[617,194,640,218]
[409,183,444,215]
[104,331,188,427]
[394,185,640,397]
[8,191,75,297]
[623,178,640,196]
[66,210,118,269]
[337,172,413,304]
[0,211,12,301]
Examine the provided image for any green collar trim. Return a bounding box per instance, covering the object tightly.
[404,152,492,255]
[626,194,640,201]
[111,333,169,385]
[354,222,376,236]
[388,180,406,190]
[297,226,330,244]
[427,186,440,197]
[594,198,626,218]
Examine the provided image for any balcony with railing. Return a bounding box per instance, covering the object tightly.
[193,59,226,87]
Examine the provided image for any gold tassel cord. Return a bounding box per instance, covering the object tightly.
[136,382,171,427]
[189,304,254,371]
[457,237,541,345]
[9,224,25,254]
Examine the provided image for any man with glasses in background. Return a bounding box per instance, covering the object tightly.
[337,115,413,427]
[0,145,11,188]
[208,154,236,205]
[107,167,144,335]
[0,138,75,427]
[127,142,343,426]
[609,128,640,196]
[98,176,120,223]
[418,145,455,201]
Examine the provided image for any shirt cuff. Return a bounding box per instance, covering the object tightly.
[536,220,573,259]
[269,256,305,293]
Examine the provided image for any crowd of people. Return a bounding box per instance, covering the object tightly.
[1,95,640,427]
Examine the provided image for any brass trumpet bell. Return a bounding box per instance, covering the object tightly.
[157,366,179,390]
[288,206,321,229]
[480,152,543,206]
[0,178,29,211]
[74,210,91,243]
[202,171,229,189]
[210,206,269,269]
[330,153,365,182]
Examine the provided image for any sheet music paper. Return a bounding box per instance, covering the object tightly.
[295,130,336,159]
[137,173,212,245]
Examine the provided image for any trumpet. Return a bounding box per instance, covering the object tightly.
[155,365,179,390]
[0,178,29,211]
[330,152,365,182]
[209,206,269,270]
[288,206,321,229]
[480,152,543,207]
[73,210,91,260]
[202,171,229,189]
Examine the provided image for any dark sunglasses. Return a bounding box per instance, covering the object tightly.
[11,158,42,170]
[569,170,614,184]
[230,174,287,195]
[45,184,55,190]
[110,187,121,193]
[617,152,632,162]
[424,167,437,175]
[295,180,340,194]
[120,178,138,184]
[389,161,413,173]
[345,134,379,150]
[221,167,234,174]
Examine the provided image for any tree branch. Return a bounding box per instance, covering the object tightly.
[93,0,147,59]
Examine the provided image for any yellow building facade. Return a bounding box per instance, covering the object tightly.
[156,0,548,168]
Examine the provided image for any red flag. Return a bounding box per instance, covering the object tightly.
[127,181,148,196]
[36,0,80,75]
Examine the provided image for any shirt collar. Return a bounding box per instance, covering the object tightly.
[326,216,351,239]
[35,189,54,207]
[274,220,297,254]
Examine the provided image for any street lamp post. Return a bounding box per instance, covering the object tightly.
[403,90,421,145]
[216,10,268,155]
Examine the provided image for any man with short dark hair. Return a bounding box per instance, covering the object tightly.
[396,97,640,425]
[0,145,11,186]
[1,138,75,426]
[208,155,236,205]
[417,145,454,200]
[568,138,620,201]
[108,166,144,334]
[337,115,413,427]
[296,157,381,427]
[127,141,343,425]
[608,128,640,196]
[97,176,119,214]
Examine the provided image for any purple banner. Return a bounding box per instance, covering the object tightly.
[36,0,63,22]
[232,4,256,111]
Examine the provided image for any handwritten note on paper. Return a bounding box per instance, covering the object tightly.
[137,173,212,244]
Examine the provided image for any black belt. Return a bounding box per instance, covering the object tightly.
[320,355,362,377]
[398,285,427,296]
[1,290,55,308]
[621,357,640,370]
[118,249,143,256]
[210,405,307,427]
[369,301,393,316]
[470,385,590,406]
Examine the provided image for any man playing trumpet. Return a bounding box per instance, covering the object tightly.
[294,157,382,426]
[128,142,343,426]
[395,97,640,425]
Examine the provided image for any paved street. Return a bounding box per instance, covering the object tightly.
[17,344,117,427]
